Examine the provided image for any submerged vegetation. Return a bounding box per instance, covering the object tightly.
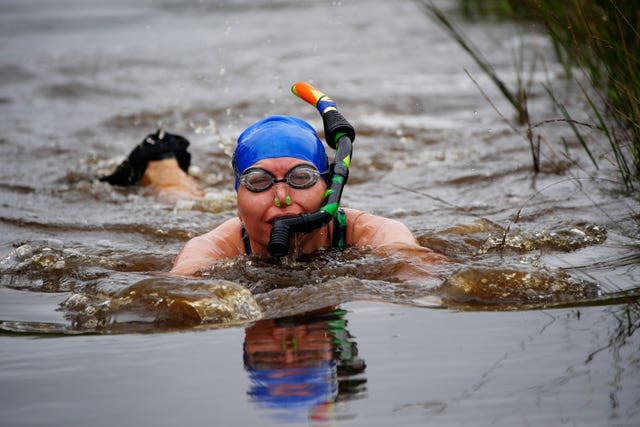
[419,0,640,190]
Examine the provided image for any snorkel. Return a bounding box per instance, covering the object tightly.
[267,82,356,257]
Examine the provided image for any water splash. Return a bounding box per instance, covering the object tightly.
[0,240,170,292]
[0,241,260,333]
[61,276,261,331]
[436,265,600,309]
[0,215,619,332]
[418,218,607,258]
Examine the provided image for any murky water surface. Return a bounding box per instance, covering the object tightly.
[1,0,639,426]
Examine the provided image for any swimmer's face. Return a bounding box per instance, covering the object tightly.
[237,157,327,251]
[244,319,333,368]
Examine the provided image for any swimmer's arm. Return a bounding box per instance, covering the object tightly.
[347,209,447,262]
[141,158,204,203]
[347,209,418,247]
[170,218,244,276]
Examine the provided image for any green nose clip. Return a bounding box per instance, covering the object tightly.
[273,195,292,208]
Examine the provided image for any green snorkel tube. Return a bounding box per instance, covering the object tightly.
[268,82,356,257]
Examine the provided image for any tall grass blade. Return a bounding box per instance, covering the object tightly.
[543,84,599,170]
[454,0,639,185]
[416,0,528,125]
[581,84,634,190]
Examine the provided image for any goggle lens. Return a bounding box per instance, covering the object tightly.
[240,165,322,192]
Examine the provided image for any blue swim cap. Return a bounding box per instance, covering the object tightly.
[245,363,338,423]
[232,115,329,190]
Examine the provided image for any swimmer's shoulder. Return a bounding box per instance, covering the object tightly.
[171,218,244,275]
[193,217,245,255]
[343,208,418,247]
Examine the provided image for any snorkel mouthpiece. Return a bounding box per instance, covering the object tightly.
[267,82,355,257]
[268,212,329,257]
[268,221,293,257]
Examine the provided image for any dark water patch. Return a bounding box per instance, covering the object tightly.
[29,143,75,159]
[348,156,395,185]
[0,215,197,241]
[41,81,139,100]
[0,10,146,37]
[0,1,28,14]
[102,108,188,131]
[0,182,36,194]
[69,127,100,143]
[100,101,251,132]
[343,125,420,184]
[354,125,444,150]
[511,203,599,223]
[56,57,180,78]
[537,158,589,175]
[0,64,35,85]
[374,94,438,115]
[438,164,533,186]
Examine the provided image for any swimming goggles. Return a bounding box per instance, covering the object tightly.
[239,164,324,192]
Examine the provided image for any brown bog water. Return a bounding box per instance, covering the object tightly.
[1,1,639,426]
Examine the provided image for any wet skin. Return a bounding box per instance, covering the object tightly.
[152,156,445,276]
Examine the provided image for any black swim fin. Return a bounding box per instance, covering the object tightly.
[100,129,191,186]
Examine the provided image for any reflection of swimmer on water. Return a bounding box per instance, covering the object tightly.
[101,85,446,276]
[243,309,366,422]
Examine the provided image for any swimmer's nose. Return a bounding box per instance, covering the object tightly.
[273,181,288,200]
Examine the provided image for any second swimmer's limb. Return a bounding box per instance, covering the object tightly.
[140,158,204,203]
[100,129,192,186]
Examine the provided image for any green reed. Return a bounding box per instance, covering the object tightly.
[420,1,540,171]
[419,0,639,190]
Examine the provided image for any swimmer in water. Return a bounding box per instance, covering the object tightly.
[102,108,445,276]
